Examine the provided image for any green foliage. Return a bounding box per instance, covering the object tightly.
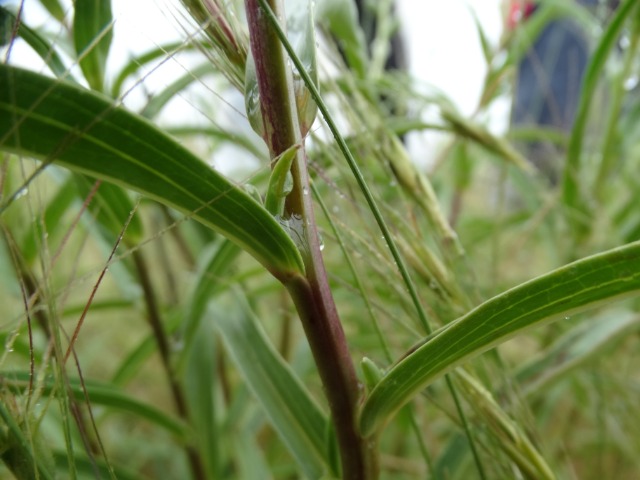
[1,0,640,478]
[0,64,304,277]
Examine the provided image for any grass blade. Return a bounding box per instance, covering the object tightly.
[0,64,304,278]
[214,294,336,479]
[515,309,640,396]
[73,0,113,91]
[360,241,640,436]
[561,0,638,233]
[74,174,144,245]
[4,372,188,438]
[1,6,69,79]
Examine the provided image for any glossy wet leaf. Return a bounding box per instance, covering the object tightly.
[264,143,300,215]
[360,241,640,436]
[0,64,305,278]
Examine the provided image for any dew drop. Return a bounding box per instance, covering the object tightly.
[302,186,309,195]
[624,75,639,91]
[620,35,631,50]
[15,187,28,199]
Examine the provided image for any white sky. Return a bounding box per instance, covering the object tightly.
[397,0,504,114]
[13,0,506,111]
[9,0,510,167]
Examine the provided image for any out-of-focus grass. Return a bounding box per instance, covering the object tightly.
[0,0,639,478]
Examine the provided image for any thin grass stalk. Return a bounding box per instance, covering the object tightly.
[244,0,375,477]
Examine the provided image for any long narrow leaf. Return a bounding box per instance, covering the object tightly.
[214,296,336,479]
[73,0,113,91]
[360,241,640,436]
[4,372,187,438]
[1,6,69,79]
[515,309,640,396]
[0,64,304,278]
[561,0,638,231]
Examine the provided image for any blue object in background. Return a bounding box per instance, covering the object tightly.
[510,0,601,182]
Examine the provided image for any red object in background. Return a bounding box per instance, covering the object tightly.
[507,1,537,30]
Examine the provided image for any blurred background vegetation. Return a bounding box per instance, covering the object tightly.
[1,0,640,478]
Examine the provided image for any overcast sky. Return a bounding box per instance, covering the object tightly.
[10,0,509,166]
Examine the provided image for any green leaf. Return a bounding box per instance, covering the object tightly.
[561,0,639,234]
[74,174,144,245]
[515,309,640,396]
[176,239,240,374]
[73,0,114,91]
[440,105,531,172]
[214,294,336,479]
[20,176,77,265]
[359,241,640,437]
[111,41,187,97]
[0,6,69,78]
[183,317,220,479]
[315,0,368,77]
[38,0,67,24]
[0,400,55,480]
[264,143,300,215]
[0,64,305,278]
[52,451,144,480]
[4,372,188,438]
[467,6,492,66]
[141,63,215,119]
[285,0,319,136]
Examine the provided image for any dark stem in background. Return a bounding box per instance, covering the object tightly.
[130,250,206,480]
[244,0,376,477]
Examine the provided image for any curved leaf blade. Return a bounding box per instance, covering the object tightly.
[73,0,114,91]
[0,64,304,277]
[360,241,640,436]
[1,6,69,79]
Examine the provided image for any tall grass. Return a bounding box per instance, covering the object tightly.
[1,0,639,478]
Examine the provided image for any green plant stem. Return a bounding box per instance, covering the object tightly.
[244,0,375,477]
[130,250,206,480]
